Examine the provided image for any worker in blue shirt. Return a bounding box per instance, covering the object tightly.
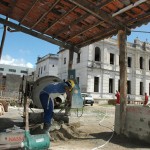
[39,80,75,133]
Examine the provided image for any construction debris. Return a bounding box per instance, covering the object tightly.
[0,100,9,112]
[0,103,4,116]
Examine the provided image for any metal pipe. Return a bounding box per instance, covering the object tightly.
[112,0,147,17]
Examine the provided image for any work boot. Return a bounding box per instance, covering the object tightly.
[43,123,51,133]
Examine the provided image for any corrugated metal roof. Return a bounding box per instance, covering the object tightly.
[0,0,150,52]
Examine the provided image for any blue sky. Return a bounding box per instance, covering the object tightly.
[0,21,149,68]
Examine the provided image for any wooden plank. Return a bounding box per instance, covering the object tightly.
[77,27,117,47]
[0,17,8,59]
[31,0,60,29]
[43,6,77,34]
[66,20,105,41]
[68,49,74,70]
[0,17,80,53]
[19,0,39,25]
[68,0,126,29]
[54,13,89,38]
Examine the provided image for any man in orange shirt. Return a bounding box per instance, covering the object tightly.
[115,90,120,104]
[144,92,148,106]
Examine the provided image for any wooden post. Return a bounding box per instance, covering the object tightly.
[65,49,74,115]
[118,29,127,134]
[68,49,74,70]
[0,17,8,59]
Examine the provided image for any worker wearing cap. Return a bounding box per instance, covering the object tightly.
[39,80,75,133]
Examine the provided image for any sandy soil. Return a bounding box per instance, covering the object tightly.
[50,104,150,150]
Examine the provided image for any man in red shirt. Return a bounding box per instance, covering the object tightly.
[144,93,148,106]
[115,90,120,104]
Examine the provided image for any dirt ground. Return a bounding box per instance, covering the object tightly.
[50,104,150,150]
[0,104,150,150]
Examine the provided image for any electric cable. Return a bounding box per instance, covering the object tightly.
[92,107,115,150]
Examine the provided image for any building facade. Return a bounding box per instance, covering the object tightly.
[0,64,34,77]
[35,54,59,80]
[58,38,150,100]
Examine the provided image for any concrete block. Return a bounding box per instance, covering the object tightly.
[115,105,150,144]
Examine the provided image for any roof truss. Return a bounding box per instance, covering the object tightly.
[0,0,149,52]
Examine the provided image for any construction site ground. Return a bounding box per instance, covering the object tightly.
[0,104,150,150]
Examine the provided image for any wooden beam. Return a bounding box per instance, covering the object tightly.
[66,21,105,41]
[31,0,60,29]
[68,49,74,70]
[118,29,127,134]
[129,17,150,28]
[7,0,18,17]
[127,13,150,27]
[90,0,114,13]
[78,29,117,48]
[68,0,126,29]
[112,0,147,17]
[54,13,89,38]
[98,0,113,8]
[77,13,150,47]
[19,0,39,25]
[77,27,117,46]
[65,48,74,116]
[43,6,77,34]
[54,0,114,38]
[0,17,8,59]
[0,17,79,53]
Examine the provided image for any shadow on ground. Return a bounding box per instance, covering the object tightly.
[0,118,24,132]
[90,132,150,149]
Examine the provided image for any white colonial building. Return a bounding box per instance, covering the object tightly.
[0,64,34,76]
[35,54,59,80]
[58,38,150,100]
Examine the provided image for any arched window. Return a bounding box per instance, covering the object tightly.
[139,57,143,69]
[95,47,101,61]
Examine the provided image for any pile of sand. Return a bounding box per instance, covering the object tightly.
[30,121,88,141]
[50,122,88,141]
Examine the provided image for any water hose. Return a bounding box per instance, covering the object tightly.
[92,106,115,150]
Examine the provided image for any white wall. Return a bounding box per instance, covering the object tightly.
[35,54,58,80]
[0,64,34,77]
[56,38,150,100]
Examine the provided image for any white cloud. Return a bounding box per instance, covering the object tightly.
[0,55,34,68]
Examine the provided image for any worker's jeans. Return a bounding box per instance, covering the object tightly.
[40,92,53,127]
